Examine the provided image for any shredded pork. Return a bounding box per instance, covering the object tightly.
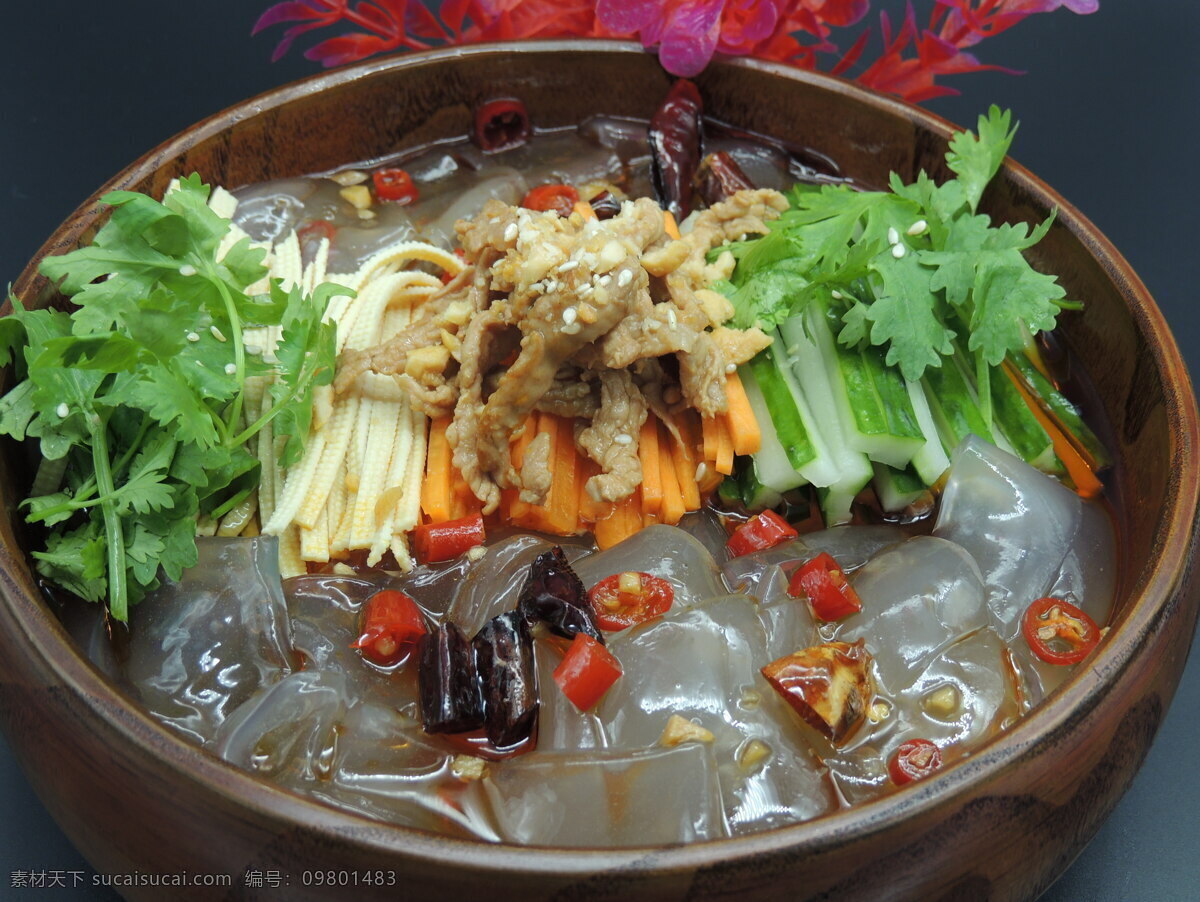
[335,188,786,513]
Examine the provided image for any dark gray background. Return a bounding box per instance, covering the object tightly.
[1,1,1197,899]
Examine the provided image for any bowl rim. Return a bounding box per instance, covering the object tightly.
[5,38,1200,876]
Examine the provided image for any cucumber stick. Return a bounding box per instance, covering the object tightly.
[739,358,810,495]
[808,300,924,469]
[905,377,951,485]
[873,462,931,513]
[778,315,872,524]
[988,364,1064,475]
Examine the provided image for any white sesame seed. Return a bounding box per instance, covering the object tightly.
[725,363,737,374]
[186,332,200,343]
[666,308,678,328]
[210,325,227,342]
[224,363,237,375]
[557,260,579,272]
[55,403,69,418]
[887,227,900,245]
[616,269,633,288]
[578,283,593,295]
[545,280,559,293]
[695,462,709,482]
[178,264,197,277]
[831,290,843,300]
[562,322,582,336]
[598,274,612,286]
[614,433,633,445]
[503,222,519,242]
[907,219,928,236]
[562,307,578,325]
[891,243,906,259]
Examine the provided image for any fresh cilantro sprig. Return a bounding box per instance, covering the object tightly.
[720,106,1079,421]
[0,175,345,621]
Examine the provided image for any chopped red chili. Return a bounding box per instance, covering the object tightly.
[412,513,486,563]
[552,633,623,711]
[1021,596,1100,666]
[351,589,426,668]
[297,219,337,244]
[888,738,942,786]
[726,510,798,557]
[788,552,862,621]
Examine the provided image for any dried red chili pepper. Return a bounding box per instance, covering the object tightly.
[649,79,703,221]
[588,190,622,220]
[697,151,755,205]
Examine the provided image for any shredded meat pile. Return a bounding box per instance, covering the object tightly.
[335,189,784,514]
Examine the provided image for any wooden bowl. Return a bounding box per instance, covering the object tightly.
[1,42,1197,901]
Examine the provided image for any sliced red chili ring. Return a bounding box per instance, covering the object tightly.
[588,571,674,631]
[521,183,579,217]
[787,552,862,621]
[888,738,942,786]
[727,509,798,557]
[1021,596,1101,666]
[373,167,419,204]
[473,97,530,152]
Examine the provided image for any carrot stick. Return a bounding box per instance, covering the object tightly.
[573,200,597,221]
[715,415,735,475]
[545,416,579,534]
[1005,367,1103,498]
[593,501,623,549]
[617,488,643,542]
[511,414,537,469]
[724,372,762,456]
[421,417,453,522]
[578,456,605,526]
[507,414,539,524]
[670,415,701,512]
[659,422,686,526]
[663,210,681,240]
[639,416,663,517]
[702,415,719,462]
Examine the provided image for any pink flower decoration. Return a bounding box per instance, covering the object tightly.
[255,0,1100,104]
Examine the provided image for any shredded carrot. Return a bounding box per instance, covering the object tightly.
[659,421,687,526]
[1005,365,1103,498]
[421,417,453,522]
[671,414,702,512]
[663,210,681,240]
[702,415,720,462]
[573,200,597,221]
[510,414,537,469]
[715,415,735,475]
[696,465,724,495]
[593,502,623,549]
[724,372,762,456]
[639,416,663,517]
[544,416,580,534]
[577,456,606,526]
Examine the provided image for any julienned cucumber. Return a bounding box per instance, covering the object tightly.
[873,462,930,513]
[807,298,924,469]
[777,316,872,524]
[739,360,808,496]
